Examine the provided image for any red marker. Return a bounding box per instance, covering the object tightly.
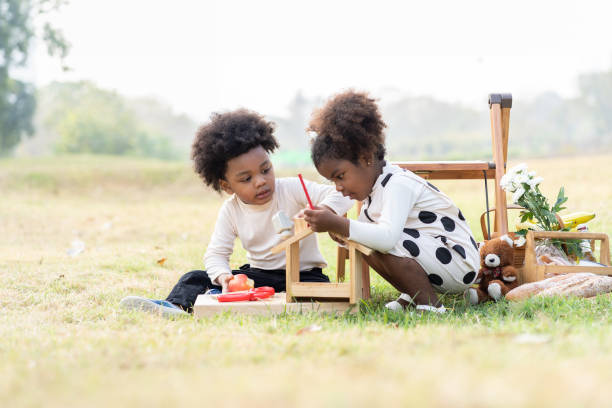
[298,174,314,210]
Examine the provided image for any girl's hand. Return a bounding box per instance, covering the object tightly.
[295,204,333,220]
[303,207,349,235]
[329,232,348,245]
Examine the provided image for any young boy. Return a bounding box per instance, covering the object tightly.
[120,109,353,316]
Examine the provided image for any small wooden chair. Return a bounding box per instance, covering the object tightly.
[337,93,514,296]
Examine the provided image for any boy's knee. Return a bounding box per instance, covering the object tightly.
[177,270,210,284]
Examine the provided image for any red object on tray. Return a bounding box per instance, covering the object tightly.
[217,286,275,302]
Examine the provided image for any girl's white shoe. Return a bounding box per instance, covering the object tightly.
[415,304,446,314]
[385,293,415,311]
[385,293,446,314]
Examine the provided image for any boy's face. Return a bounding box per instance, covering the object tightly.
[317,157,375,202]
[220,146,276,205]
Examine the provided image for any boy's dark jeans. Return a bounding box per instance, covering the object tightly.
[165,264,330,313]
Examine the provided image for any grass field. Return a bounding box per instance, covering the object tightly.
[1,154,612,407]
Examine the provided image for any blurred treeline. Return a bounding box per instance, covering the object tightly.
[15,67,612,163]
[16,81,196,160]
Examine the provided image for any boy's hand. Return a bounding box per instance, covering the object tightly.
[303,207,350,235]
[217,273,234,293]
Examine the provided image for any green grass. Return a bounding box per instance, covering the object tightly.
[1,154,612,407]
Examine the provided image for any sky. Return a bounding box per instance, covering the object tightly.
[30,0,612,121]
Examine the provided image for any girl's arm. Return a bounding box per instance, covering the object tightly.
[347,180,422,253]
[296,177,354,216]
[203,202,238,285]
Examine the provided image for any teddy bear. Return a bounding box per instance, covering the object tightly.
[465,234,520,304]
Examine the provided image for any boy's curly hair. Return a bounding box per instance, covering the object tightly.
[191,109,279,192]
[308,90,386,167]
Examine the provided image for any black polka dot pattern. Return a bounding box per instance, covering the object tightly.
[435,247,452,264]
[463,271,476,284]
[427,182,440,192]
[452,244,466,259]
[470,236,478,251]
[402,240,420,257]
[458,210,465,221]
[441,216,456,232]
[418,211,437,224]
[403,228,420,238]
[428,274,443,286]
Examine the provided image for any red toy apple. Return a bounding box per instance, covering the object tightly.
[227,274,255,292]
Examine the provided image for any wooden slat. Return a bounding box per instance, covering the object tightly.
[395,161,493,170]
[347,240,373,256]
[349,246,365,304]
[532,231,609,240]
[490,103,509,235]
[285,242,300,302]
[540,265,612,275]
[523,231,538,284]
[361,261,371,300]
[601,237,610,266]
[270,228,314,254]
[394,161,496,180]
[336,246,348,282]
[502,107,511,164]
[290,282,351,298]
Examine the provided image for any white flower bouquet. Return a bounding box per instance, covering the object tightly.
[500,163,582,257]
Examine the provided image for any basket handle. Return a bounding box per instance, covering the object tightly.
[480,205,524,240]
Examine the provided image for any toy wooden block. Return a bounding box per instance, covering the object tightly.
[521,230,611,284]
[193,293,355,317]
[270,218,373,305]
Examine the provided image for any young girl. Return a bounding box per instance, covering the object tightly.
[303,90,480,313]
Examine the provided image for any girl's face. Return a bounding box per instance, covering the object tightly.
[220,146,276,205]
[317,157,379,202]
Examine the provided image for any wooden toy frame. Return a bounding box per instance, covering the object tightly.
[270,223,373,306]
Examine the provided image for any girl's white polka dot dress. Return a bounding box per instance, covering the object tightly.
[348,163,480,293]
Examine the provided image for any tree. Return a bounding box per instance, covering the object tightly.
[0,0,69,154]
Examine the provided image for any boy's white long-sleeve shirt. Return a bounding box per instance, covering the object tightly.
[204,177,354,284]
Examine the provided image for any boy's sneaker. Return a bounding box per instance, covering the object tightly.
[119,296,188,318]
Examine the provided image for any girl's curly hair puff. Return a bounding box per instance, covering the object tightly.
[191,109,278,192]
[308,90,386,167]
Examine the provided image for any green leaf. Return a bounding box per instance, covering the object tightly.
[551,187,568,213]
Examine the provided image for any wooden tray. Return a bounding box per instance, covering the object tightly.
[193,293,356,317]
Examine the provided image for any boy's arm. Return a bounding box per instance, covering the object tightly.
[203,203,237,286]
[347,180,423,253]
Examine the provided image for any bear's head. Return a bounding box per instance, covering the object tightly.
[480,234,514,269]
